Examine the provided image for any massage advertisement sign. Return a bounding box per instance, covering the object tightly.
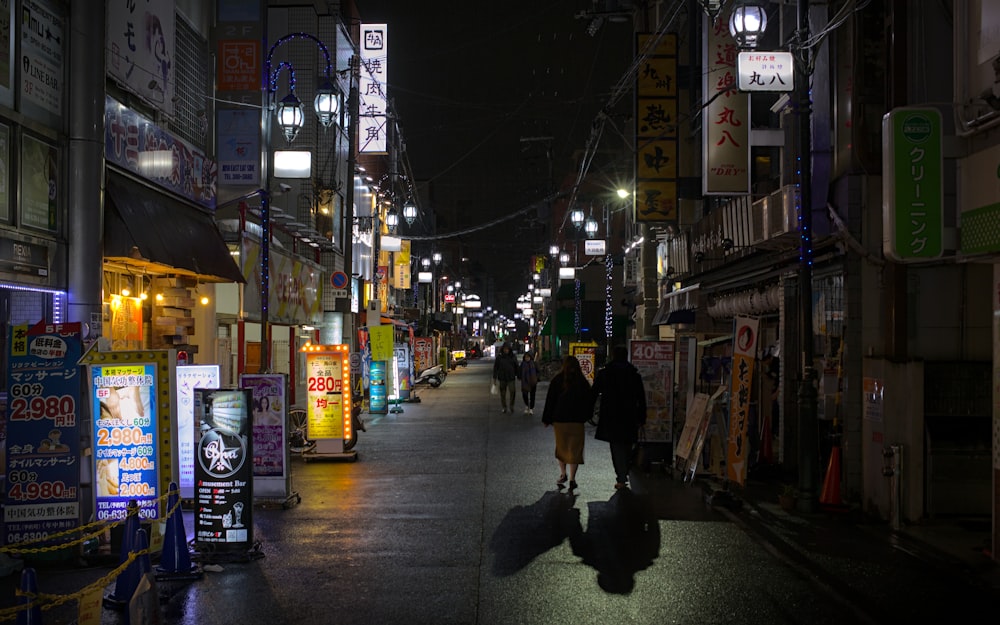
[3,321,82,545]
[193,388,253,551]
[90,363,159,521]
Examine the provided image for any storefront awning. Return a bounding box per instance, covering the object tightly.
[665,309,696,325]
[104,174,246,283]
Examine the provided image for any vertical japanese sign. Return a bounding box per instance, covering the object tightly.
[239,373,287,478]
[360,23,387,154]
[882,107,943,261]
[629,340,675,443]
[0,0,13,109]
[704,12,750,195]
[175,365,220,500]
[726,316,759,485]
[20,0,63,123]
[303,345,351,439]
[107,0,176,116]
[635,32,678,224]
[90,362,159,520]
[193,388,253,552]
[414,337,433,374]
[4,322,81,545]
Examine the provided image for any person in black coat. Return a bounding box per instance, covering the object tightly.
[541,356,594,491]
[591,345,647,490]
[492,343,520,413]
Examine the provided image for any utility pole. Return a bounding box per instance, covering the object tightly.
[795,0,819,512]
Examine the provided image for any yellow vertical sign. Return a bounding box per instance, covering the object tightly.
[635,32,678,223]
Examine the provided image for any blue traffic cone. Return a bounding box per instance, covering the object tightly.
[134,528,151,579]
[16,567,41,625]
[104,501,140,609]
[156,482,201,580]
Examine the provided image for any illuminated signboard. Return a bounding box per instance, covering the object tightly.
[175,365,220,500]
[3,322,82,545]
[193,388,253,551]
[301,345,353,448]
[91,363,159,521]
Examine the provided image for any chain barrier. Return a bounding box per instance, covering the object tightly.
[0,489,179,555]
[0,490,186,621]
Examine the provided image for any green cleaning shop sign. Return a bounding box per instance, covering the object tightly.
[882,108,943,261]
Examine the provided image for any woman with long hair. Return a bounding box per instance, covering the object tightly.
[540,356,594,491]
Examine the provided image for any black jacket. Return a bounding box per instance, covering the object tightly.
[541,373,594,425]
[591,360,647,443]
[493,350,519,381]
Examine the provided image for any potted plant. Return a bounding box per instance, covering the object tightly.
[779,484,797,511]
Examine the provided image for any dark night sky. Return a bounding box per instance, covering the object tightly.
[358,0,634,316]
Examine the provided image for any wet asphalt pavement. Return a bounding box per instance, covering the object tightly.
[2,357,998,624]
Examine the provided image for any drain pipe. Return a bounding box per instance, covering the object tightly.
[882,444,902,530]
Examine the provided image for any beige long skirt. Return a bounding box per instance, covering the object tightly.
[553,422,585,464]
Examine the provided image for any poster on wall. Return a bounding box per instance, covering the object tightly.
[3,321,82,545]
[20,135,57,232]
[90,362,159,521]
[193,388,253,553]
[413,337,433,375]
[20,0,63,123]
[629,340,675,444]
[175,365,220,500]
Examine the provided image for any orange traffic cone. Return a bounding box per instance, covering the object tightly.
[820,444,846,511]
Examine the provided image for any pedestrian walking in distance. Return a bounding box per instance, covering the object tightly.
[591,345,647,490]
[541,356,595,492]
[492,343,519,413]
[519,352,540,414]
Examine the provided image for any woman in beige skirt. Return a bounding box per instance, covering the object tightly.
[540,356,595,491]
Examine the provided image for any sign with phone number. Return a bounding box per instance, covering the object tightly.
[90,363,159,521]
[3,322,83,546]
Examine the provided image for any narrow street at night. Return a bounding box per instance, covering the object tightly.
[5,359,995,625]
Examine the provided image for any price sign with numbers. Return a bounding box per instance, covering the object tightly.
[90,363,159,521]
[3,321,83,546]
[302,345,352,442]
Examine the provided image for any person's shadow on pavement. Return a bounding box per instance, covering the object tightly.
[573,489,660,594]
[489,491,583,576]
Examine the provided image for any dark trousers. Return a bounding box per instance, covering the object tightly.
[521,386,536,408]
[609,441,632,484]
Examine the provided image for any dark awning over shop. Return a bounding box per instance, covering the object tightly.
[539,308,577,335]
[665,309,696,325]
[104,174,246,283]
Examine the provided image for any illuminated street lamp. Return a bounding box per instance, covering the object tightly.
[570,207,585,229]
[584,217,599,237]
[261,32,342,373]
[402,199,418,225]
[385,207,399,233]
[728,0,767,49]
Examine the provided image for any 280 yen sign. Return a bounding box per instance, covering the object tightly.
[308,376,343,393]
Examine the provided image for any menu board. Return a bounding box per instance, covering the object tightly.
[91,363,158,521]
[305,351,347,439]
[193,389,253,551]
[175,365,220,500]
[3,322,82,544]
